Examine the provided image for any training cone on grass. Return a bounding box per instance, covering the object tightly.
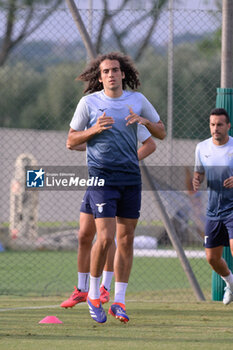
[39,316,63,324]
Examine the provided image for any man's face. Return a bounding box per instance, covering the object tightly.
[99,59,125,95]
[209,114,230,144]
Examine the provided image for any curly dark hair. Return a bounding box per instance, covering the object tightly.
[77,52,140,94]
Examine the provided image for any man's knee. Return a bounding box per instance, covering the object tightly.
[117,231,134,250]
[98,234,113,251]
[206,254,220,267]
[78,229,94,246]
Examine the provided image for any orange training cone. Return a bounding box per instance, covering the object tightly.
[39,316,63,324]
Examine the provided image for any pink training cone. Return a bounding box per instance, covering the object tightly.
[39,316,63,324]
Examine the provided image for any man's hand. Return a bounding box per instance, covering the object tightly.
[192,172,204,192]
[223,176,233,188]
[66,112,114,147]
[94,112,114,134]
[125,108,166,140]
[125,108,147,126]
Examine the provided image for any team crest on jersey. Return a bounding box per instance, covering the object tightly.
[96,203,106,213]
[126,104,133,110]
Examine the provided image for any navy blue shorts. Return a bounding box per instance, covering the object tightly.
[80,190,92,215]
[204,214,233,248]
[82,184,141,219]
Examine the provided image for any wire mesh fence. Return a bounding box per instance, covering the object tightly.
[0,2,222,301]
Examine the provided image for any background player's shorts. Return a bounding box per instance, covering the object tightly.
[204,214,233,248]
[87,184,141,219]
[80,190,93,214]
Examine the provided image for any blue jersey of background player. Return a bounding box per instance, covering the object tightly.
[193,108,233,306]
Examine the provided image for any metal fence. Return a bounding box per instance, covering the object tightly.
[0,2,222,301]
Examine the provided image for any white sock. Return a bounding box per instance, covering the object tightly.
[77,272,89,292]
[101,271,114,291]
[221,271,233,290]
[88,275,101,300]
[114,282,128,305]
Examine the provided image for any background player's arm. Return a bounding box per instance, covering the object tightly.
[137,137,156,161]
[139,119,166,140]
[192,171,205,192]
[67,134,156,161]
[66,141,86,151]
[66,136,156,160]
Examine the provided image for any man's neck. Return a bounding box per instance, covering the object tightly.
[104,88,123,98]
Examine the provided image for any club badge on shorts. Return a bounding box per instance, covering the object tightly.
[96,203,106,213]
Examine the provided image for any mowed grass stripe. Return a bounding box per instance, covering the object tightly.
[0,298,233,350]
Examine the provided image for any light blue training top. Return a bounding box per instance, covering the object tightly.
[194,136,233,219]
[70,90,160,185]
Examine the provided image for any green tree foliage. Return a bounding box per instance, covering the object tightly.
[172,45,220,139]
[137,44,220,140]
[21,63,85,130]
[0,62,85,130]
[197,29,221,57]
[137,47,168,128]
[0,35,221,139]
[0,62,44,127]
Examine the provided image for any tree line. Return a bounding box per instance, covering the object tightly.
[0,40,220,139]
